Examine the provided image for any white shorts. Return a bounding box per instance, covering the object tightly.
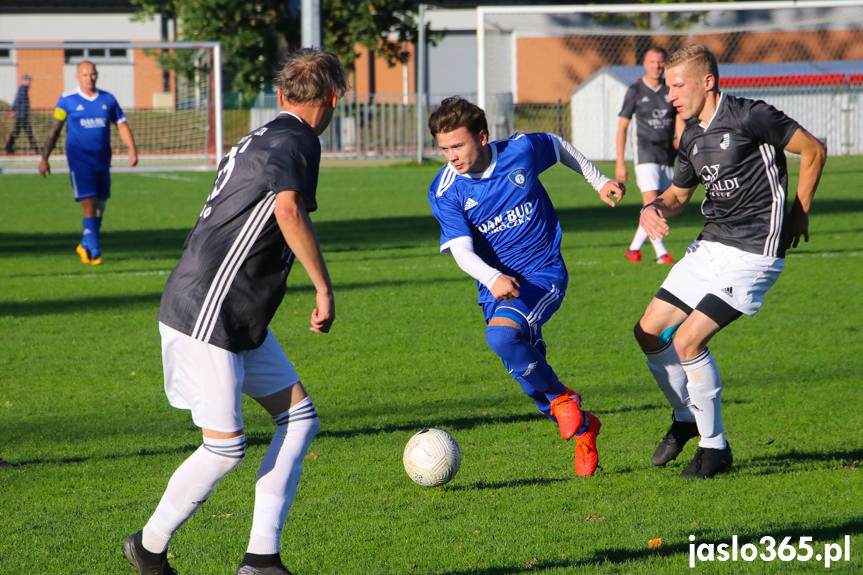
[159,322,301,432]
[635,163,674,194]
[660,240,784,317]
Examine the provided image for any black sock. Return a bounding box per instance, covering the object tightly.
[242,552,282,568]
[135,531,166,561]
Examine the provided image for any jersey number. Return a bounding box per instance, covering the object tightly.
[200,127,267,219]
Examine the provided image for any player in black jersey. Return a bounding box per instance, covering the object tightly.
[123,49,347,575]
[616,46,684,265]
[634,45,826,479]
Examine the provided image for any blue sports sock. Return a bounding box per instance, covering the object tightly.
[486,325,567,418]
[82,217,101,255]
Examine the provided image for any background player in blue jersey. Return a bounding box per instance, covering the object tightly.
[616,46,684,265]
[428,97,625,476]
[39,60,138,265]
[635,45,826,479]
[122,49,346,575]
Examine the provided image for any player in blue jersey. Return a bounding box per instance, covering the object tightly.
[39,60,138,265]
[428,97,625,476]
[635,45,826,479]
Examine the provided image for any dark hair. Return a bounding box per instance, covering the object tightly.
[667,44,720,86]
[428,96,488,137]
[277,48,348,105]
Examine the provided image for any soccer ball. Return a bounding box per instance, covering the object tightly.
[403,428,461,487]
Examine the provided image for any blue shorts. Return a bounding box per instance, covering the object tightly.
[70,166,111,202]
[480,265,568,344]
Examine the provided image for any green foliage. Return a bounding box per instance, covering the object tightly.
[132,0,430,99]
[0,158,861,573]
[132,0,298,101]
[325,0,440,72]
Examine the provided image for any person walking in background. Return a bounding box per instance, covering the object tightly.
[4,74,41,155]
[122,48,347,575]
[634,44,826,479]
[616,46,684,265]
[39,61,138,265]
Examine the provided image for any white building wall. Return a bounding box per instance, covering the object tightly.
[0,14,161,42]
[1,14,161,107]
[570,72,629,162]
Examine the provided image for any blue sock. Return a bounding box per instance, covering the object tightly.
[486,325,567,418]
[82,217,101,256]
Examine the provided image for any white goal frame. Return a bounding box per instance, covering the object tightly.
[475,1,863,154]
[0,41,222,173]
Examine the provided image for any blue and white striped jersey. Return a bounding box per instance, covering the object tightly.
[158,112,320,352]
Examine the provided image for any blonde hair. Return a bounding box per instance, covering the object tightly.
[667,45,719,87]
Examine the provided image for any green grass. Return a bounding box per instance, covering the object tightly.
[0,157,861,574]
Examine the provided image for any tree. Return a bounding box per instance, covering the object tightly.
[132,0,431,101]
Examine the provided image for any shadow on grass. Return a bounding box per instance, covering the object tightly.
[446,477,569,492]
[2,197,860,261]
[311,401,673,442]
[0,275,467,317]
[432,518,863,574]
[740,447,863,476]
[0,292,162,317]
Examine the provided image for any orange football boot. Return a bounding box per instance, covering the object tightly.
[574,412,601,476]
[550,391,583,440]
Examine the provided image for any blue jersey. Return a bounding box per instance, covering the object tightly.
[54,89,126,171]
[429,132,564,304]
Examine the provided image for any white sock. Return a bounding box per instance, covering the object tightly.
[646,342,695,423]
[246,397,320,555]
[629,225,649,251]
[681,349,726,449]
[142,435,245,553]
[650,236,668,258]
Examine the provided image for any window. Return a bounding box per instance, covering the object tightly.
[64,44,129,63]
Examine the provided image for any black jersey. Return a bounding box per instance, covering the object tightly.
[158,112,321,352]
[674,94,799,258]
[618,79,677,166]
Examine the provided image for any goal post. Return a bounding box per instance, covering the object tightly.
[0,41,222,173]
[476,1,863,157]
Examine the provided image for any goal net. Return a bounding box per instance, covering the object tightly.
[477,2,863,159]
[0,41,223,173]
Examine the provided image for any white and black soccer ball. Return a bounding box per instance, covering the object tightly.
[403,428,461,487]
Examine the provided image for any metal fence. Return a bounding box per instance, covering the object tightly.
[249,93,570,160]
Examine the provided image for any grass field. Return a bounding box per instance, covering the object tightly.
[0,158,861,574]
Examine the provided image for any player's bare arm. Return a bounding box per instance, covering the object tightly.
[38,117,65,177]
[274,190,335,333]
[639,183,695,240]
[117,122,139,167]
[615,117,631,182]
[784,127,827,248]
